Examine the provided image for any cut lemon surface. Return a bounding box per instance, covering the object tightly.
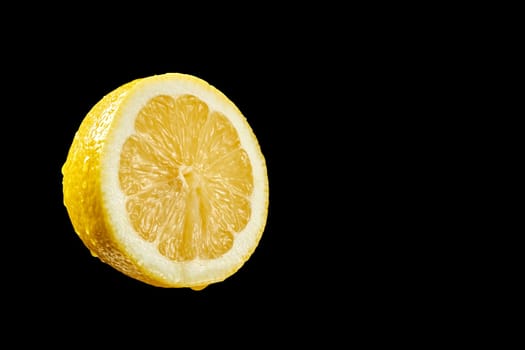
[62,73,269,289]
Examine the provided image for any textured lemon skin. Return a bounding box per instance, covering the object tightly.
[62,74,269,289]
[62,78,166,286]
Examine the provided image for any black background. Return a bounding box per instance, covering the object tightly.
[4,7,462,343]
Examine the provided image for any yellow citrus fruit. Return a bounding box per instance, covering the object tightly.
[62,73,269,290]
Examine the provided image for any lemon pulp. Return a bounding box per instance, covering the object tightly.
[119,94,253,262]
